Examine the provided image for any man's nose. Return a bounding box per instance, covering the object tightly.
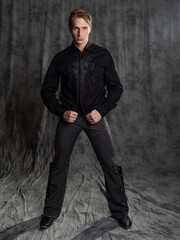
[78,29,82,36]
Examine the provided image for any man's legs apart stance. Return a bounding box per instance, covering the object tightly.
[83,117,130,218]
[40,114,131,229]
[40,117,82,229]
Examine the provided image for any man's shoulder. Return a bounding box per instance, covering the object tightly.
[91,43,112,56]
[49,45,73,64]
[54,45,72,58]
[91,43,108,51]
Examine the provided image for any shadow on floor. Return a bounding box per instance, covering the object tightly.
[0,217,41,240]
[72,216,119,239]
[0,216,120,240]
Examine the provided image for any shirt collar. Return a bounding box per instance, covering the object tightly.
[71,40,93,53]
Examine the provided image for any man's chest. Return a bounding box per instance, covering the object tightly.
[59,51,106,80]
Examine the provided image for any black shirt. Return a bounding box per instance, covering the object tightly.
[40,41,123,118]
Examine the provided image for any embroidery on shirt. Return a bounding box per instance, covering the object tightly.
[66,51,95,95]
[83,52,95,95]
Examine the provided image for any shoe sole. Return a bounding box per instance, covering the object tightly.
[40,221,54,230]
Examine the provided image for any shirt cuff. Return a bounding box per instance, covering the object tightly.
[96,102,115,118]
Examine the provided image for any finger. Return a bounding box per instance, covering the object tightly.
[69,115,77,119]
[69,120,76,123]
[88,117,94,122]
[86,115,91,120]
[69,118,77,122]
[63,115,69,121]
[86,116,91,121]
[64,115,77,122]
[70,111,78,116]
[69,115,78,120]
[91,117,100,124]
[88,114,94,119]
[67,118,76,123]
[89,118,95,123]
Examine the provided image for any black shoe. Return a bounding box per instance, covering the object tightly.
[115,215,132,229]
[40,215,54,230]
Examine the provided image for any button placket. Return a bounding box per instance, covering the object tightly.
[79,54,84,91]
[79,53,84,111]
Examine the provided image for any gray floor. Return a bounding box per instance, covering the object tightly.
[0,155,179,240]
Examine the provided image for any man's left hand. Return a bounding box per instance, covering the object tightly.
[86,110,102,124]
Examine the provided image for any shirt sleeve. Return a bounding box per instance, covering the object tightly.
[96,50,123,117]
[40,55,67,118]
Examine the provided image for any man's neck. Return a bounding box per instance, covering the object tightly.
[74,40,88,52]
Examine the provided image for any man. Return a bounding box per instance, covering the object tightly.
[40,9,132,230]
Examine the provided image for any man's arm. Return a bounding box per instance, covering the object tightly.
[96,51,123,118]
[40,55,67,118]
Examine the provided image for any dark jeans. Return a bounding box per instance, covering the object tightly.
[43,113,129,218]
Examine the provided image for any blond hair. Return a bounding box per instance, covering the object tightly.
[69,9,92,28]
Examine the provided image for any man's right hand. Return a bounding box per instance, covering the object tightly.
[63,110,78,123]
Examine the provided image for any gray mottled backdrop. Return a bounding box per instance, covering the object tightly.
[0,0,179,239]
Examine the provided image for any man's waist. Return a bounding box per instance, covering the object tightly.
[60,98,106,115]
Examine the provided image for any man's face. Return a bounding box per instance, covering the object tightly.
[69,17,91,46]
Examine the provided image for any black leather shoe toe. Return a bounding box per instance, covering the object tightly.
[115,215,132,229]
[40,215,54,230]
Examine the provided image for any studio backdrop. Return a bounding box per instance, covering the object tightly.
[0,0,179,177]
